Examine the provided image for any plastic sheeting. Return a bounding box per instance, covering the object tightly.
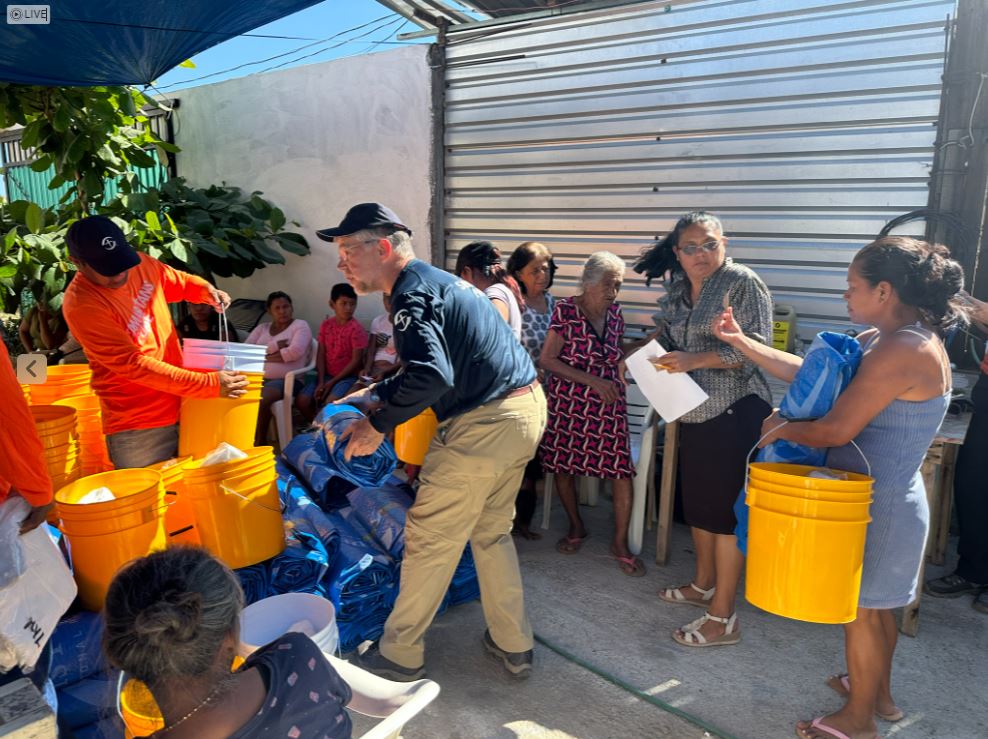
[735,332,863,554]
[0,2,326,86]
[283,404,397,497]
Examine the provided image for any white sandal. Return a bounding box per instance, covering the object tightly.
[658,582,715,608]
[672,611,740,647]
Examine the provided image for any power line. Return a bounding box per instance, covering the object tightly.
[255,16,406,75]
[154,13,400,91]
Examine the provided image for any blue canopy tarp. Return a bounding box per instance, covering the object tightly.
[0,1,325,86]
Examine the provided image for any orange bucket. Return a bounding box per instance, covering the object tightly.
[393,408,438,466]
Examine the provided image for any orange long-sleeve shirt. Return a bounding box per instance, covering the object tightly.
[0,341,53,506]
[63,254,221,435]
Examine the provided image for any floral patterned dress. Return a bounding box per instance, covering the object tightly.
[540,297,635,479]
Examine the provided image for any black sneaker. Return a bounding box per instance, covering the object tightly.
[483,630,533,679]
[924,573,986,598]
[974,590,988,615]
[353,643,425,682]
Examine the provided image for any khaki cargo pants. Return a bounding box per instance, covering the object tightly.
[380,384,547,668]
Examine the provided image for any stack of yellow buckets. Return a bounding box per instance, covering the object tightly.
[28,364,93,404]
[745,461,874,624]
[54,395,113,475]
[30,405,82,491]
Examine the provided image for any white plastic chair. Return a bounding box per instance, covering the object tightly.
[272,338,318,450]
[327,654,440,739]
[540,383,658,556]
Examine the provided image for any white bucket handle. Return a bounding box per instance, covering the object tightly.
[744,420,871,499]
[115,670,126,721]
[219,482,285,514]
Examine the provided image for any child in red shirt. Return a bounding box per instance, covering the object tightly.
[298,283,368,421]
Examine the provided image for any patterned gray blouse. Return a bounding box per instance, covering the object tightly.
[654,258,772,424]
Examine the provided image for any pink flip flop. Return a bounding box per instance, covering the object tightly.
[796,717,880,739]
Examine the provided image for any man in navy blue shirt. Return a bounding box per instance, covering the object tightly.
[317,203,547,681]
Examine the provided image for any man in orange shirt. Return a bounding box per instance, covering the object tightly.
[0,339,53,532]
[0,337,55,692]
[62,216,247,468]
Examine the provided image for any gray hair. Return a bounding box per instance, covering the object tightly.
[580,251,626,289]
[103,547,244,685]
[357,227,415,260]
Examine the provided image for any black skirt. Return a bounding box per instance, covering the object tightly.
[678,394,772,535]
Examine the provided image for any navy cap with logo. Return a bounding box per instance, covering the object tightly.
[316,203,411,242]
[66,216,142,276]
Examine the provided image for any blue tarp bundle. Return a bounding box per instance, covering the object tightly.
[283,405,397,496]
[345,481,414,559]
[235,525,331,606]
[49,611,105,689]
[735,332,863,553]
[55,671,118,732]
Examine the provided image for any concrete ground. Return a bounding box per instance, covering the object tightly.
[351,502,988,739]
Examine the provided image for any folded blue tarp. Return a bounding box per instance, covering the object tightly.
[48,611,105,690]
[54,672,118,731]
[346,482,414,559]
[735,332,863,554]
[284,405,397,495]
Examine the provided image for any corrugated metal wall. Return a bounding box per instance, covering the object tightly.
[442,0,955,340]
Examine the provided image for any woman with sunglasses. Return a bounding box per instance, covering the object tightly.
[635,211,773,647]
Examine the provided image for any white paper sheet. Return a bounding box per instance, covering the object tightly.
[625,341,709,422]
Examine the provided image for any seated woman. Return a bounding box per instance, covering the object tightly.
[245,292,313,445]
[103,547,352,738]
[178,302,240,342]
[712,236,962,739]
[539,251,644,576]
[455,240,525,341]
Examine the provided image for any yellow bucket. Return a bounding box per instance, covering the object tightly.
[119,678,164,739]
[747,477,872,503]
[55,470,167,611]
[183,446,276,481]
[178,372,264,458]
[746,486,871,522]
[30,368,93,405]
[745,456,874,624]
[393,408,438,466]
[749,462,872,492]
[146,456,199,544]
[746,505,871,624]
[184,462,284,569]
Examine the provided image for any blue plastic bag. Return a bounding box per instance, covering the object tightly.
[735,332,863,554]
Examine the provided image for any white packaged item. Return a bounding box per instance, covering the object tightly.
[808,469,849,481]
[202,443,248,467]
[77,487,115,505]
[0,525,77,672]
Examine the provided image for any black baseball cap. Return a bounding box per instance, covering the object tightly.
[66,216,141,276]
[316,203,411,242]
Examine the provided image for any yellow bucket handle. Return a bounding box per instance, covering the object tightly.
[219,482,285,515]
[744,420,872,501]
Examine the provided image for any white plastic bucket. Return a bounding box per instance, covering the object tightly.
[239,593,338,655]
[182,339,267,372]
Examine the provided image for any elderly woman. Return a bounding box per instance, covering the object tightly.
[713,236,961,739]
[635,211,772,647]
[539,251,644,576]
[103,547,352,738]
[244,291,312,445]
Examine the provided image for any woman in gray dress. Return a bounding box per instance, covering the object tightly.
[713,236,965,739]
